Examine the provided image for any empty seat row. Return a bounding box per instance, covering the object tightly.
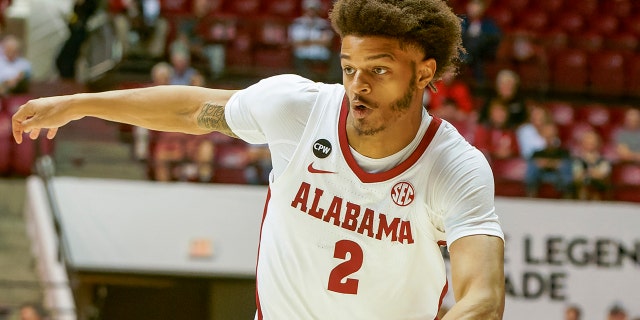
[109,0,332,20]
[487,49,640,97]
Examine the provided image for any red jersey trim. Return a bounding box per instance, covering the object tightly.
[338,95,443,183]
[435,280,449,320]
[255,188,271,320]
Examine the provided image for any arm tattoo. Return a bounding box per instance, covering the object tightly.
[197,102,238,138]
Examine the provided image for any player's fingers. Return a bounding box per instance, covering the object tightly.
[46,128,58,140]
[11,107,32,144]
[29,128,41,140]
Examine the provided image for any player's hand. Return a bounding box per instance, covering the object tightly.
[11,96,81,144]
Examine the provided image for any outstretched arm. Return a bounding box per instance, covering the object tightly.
[442,234,505,320]
[11,85,239,143]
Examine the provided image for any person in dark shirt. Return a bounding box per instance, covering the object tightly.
[525,122,573,198]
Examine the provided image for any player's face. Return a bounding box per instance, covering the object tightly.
[340,35,432,137]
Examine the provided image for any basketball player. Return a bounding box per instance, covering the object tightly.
[12,0,505,318]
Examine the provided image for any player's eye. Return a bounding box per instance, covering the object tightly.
[343,66,355,75]
[372,67,388,75]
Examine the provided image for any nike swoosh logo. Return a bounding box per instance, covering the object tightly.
[307,162,336,174]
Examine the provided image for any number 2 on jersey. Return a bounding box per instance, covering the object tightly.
[328,240,363,294]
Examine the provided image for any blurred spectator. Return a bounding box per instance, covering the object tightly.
[461,0,501,87]
[0,35,31,95]
[478,69,527,128]
[428,70,475,120]
[112,0,168,59]
[190,70,205,87]
[516,104,551,159]
[473,99,519,160]
[564,304,582,320]
[244,144,272,185]
[614,108,640,162]
[572,129,611,200]
[55,0,100,79]
[19,302,47,320]
[509,31,549,92]
[525,122,573,198]
[288,0,334,81]
[169,50,198,86]
[608,304,628,320]
[169,0,218,75]
[181,135,215,182]
[432,98,464,123]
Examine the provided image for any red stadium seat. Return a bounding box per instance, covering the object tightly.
[263,0,300,18]
[589,14,620,36]
[515,9,549,33]
[213,142,249,184]
[625,54,640,98]
[0,107,11,176]
[567,0,598,18]
[538,29,569,54]
[551,49,589,94]
[555,11,584,35]
[575,104,612,128]
[545,101,575,126]
[160,0,191,15]
[601,0,632,19]
[570,32,603,53]
[486,6,514,32]
[589,51,626,97]
[491,157,527,197]
[624,14,640,37]
[223,0,260,16]
[604,32,639,54]
[500,0,530,14]
[611,162,640,203]
[537,0,563,16]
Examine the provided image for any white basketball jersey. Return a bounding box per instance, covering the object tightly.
[255,84,450,319]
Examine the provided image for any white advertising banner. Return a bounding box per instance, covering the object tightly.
[27,177,640,319]
[496,197,640,320]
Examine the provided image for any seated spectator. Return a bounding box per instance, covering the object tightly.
[181,135,215,182]
[244,144,272,185]
[0,35,31,95]
[478,69,528,128]
[460,0,501,88]
[516,104,551,159]
[169,50,198,86]
[19,302,48,320]
[288,0,334,81]
[607,304,628,320]
[614,108,640,162]
[428,70,474,120]
[564,304,582,320]
[169,0,217,75]
[525,123,574,198]
[572,129,611,200]
[111,0,168,59]
[55,0,100,79]
[473,99,520,160]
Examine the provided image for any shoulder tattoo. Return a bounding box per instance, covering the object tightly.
[197,102,238,138]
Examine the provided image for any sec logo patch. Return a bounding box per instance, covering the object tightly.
[391,182,415,206]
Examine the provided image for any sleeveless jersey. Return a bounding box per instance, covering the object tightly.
[256,84,451,319]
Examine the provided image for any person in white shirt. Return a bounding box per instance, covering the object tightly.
[12,0,505,318]
[288,0,335,81]
[0,35,32,95]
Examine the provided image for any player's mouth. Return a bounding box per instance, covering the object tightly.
[351,98,374,119]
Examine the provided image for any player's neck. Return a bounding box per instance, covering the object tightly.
[347,110,423,159]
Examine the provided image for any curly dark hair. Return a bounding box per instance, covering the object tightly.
[329,0,463,80]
